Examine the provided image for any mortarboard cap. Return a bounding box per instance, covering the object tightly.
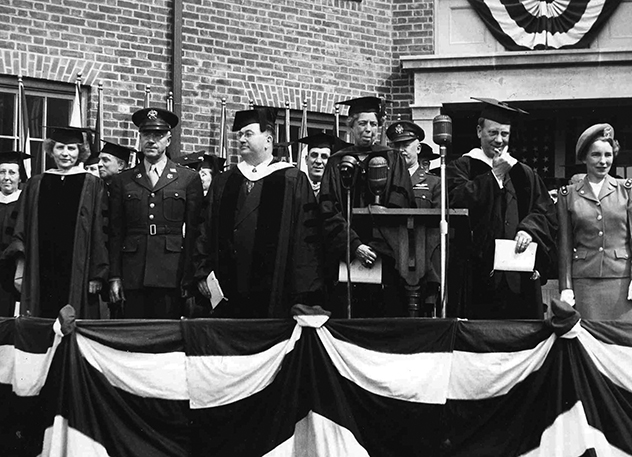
[132,107,179,132]
[232,107,277,132]
[84,153,99,167]
[297,132,352,153]
[386,120,425,143]
[472,97,529,125]
[0,151,31,182]
[336,96,389,117]
[47,126,86,144]
[174,152,226,175]
[100,140,135,163]
[419,143,440,160]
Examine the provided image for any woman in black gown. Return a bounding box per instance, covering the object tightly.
[8,127,108,318]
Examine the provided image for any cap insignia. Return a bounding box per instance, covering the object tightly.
[603,126,613,139]
[395,124,404,134]
[147,110,158,120]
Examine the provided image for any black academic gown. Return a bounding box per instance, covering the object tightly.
[447,153,557,319]
[193,160,324,318]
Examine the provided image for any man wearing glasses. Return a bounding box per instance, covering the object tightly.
[192,107,324,318]
[108,107,203,318]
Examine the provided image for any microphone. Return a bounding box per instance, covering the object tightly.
[338,155,359,190]
[432,115,453,146]
[367,156,388,206]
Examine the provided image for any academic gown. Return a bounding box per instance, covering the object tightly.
[447,152,557,319]
[7,171,109,318]
[193,160,324,318]
[319,144,415,317]
[0,190,20,316]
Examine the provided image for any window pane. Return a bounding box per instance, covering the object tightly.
[0,138,13,151]
[0,93,15,136]
[27,95,44,139]
[46,98,72,129]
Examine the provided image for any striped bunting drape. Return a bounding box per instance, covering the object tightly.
[2,315,632,456]
[467,0,623,50]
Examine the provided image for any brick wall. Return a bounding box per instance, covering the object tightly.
[0,0,434,155]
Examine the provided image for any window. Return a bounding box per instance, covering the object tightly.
[0,76,81,173]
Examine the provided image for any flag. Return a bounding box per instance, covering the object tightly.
[4,306,632,456]
[69,78,82,128]
[468,0,623,50]
[296,100,308,173]
[92,83,104,157]
[17,77,32,177]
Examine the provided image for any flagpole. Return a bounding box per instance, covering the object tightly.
[334,105,340,139]
[285,101,291,163]
[297,98,308,172]
[144,86,151,108]
[167,91,173,111]
[218,97,227,160]
[94,81,103,156]
[70,72,83,128]
[17,75,32,177]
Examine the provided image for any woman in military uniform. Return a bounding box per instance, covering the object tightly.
[558,123,632,320]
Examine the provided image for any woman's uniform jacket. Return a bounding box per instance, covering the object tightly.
[557,175,632,290]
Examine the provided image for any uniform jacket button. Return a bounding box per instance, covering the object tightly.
[149,214,155,220]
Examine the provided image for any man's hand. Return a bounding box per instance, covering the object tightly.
[13,257,24,293]
[492,151,516,181]
[560,289,575,307]
[197,279,212,299]
[109,278,125,303]
[514,230,533,254]
[354,244,377,268]
[89,280,102,294]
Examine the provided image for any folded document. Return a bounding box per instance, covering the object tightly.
[493,239,537,272]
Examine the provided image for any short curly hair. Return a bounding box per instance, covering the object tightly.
[43,138,91,165]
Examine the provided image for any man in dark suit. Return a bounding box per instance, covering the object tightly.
[108,107,203,318]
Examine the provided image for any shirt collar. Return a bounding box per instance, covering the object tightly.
[237,156,292,181]
[144,155,168,175]
[45,166,88,176]
[408,163,420,176]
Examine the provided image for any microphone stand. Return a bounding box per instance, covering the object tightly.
[346,186,352,318]
[439,143,448,318]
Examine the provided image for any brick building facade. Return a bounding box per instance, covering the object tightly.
[0,0,434,161]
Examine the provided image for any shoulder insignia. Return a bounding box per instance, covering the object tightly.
[559,185,569,196]
[625,179,632,189]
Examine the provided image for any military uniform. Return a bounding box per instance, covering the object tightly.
[109,160,203,317]
[109,107,204,318]
[558,175,632,320]
[411,166,440,209]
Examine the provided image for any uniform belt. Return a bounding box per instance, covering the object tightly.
[127,225,182,236]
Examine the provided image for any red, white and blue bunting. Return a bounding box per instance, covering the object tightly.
[467,0,623,50]
[2,304,632,456]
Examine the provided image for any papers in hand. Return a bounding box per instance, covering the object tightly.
[493,239,537,272]
[338,258,382,284]
[206,271,227,308]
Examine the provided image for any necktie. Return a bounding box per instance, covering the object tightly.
[149,165,159,187]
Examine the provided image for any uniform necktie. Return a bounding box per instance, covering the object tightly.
[149,164,159,187]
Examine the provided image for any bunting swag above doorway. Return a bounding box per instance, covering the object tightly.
[467,0,623,50]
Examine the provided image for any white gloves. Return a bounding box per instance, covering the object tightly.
[560,289,575,307]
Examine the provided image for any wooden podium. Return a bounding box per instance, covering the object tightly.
[351,207,469,317]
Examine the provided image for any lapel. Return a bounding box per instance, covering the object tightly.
[131,163,153,191]
[598,175,616,200]
[576,178,598,203]
[152,160,179,192]
[503,174,517,205]
[234,172,264,228]
[411,168,424,187]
